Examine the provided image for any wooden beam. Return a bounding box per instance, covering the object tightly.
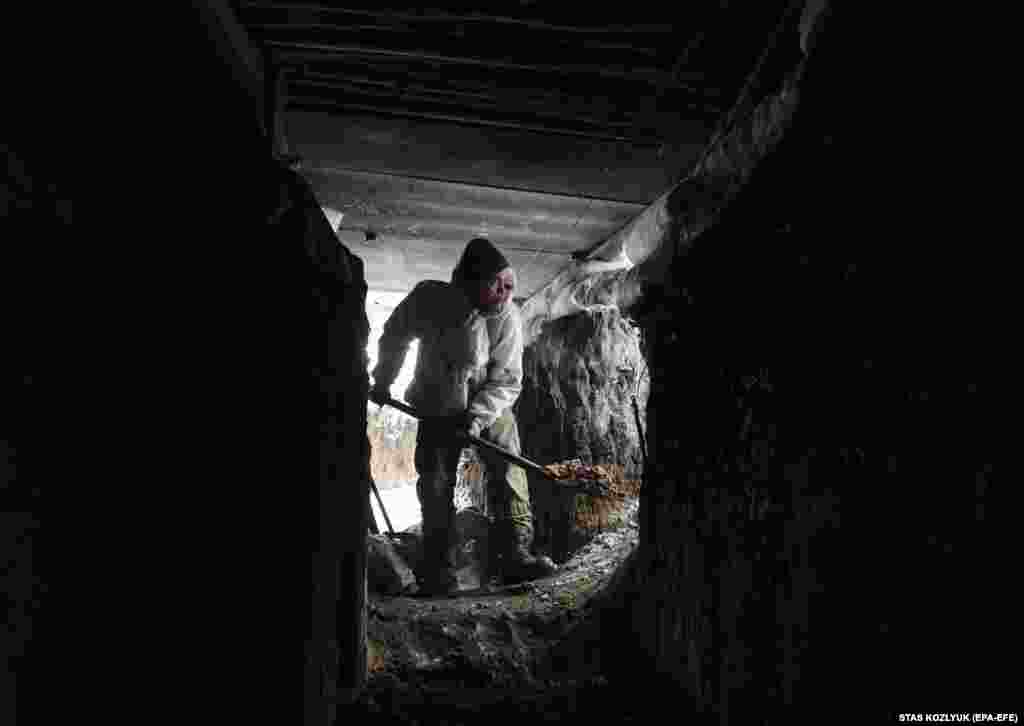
[297,70,722,108]
[267,40,680,85]
[264,52,293,159]
[288,71,724,123]
[285,55,726,101]
[288,78,674,132]
[336,216,614,248]
[192,0,266,138]
[301,165,645,222]
[241,2,678,35]
[248,21,665,55]
[287,97,666,144]
[690,0,805,175]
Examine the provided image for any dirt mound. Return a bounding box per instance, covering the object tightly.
[365,499,640,700]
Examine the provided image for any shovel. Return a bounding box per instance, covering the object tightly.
[372,395,609,495]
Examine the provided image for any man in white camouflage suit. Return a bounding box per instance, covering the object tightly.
[370,238,556,596]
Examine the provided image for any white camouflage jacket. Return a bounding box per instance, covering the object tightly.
[372,280,524,436]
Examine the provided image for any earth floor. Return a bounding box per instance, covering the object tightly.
[357,498,642,722]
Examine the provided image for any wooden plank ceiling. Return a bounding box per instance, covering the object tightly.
[233,1,796,296]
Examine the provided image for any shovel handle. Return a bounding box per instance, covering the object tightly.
[373,395,556,480]
[465,432,551,479]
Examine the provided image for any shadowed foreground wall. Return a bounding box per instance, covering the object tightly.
[588,5,1004,722]
[77,8,376,724]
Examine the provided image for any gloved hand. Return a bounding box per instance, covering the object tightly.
[444,411,481,442]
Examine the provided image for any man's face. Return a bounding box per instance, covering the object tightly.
[478,268,515,308]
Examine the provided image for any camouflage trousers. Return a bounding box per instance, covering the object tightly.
[414,408,532,579]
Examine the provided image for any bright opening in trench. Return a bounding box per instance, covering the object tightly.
[366,290,422,532]
[364,289,641,605]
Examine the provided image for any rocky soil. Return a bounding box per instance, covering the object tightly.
[355,498,641,722]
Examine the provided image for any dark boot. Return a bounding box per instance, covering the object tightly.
[414,546,459,596]
[414,509,460,596]
[501,519,556,584]
[415,563,458,597]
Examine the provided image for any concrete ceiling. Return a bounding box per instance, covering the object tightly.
[232,1,795,297]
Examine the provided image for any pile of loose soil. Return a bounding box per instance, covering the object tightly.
[360,497,640,720]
